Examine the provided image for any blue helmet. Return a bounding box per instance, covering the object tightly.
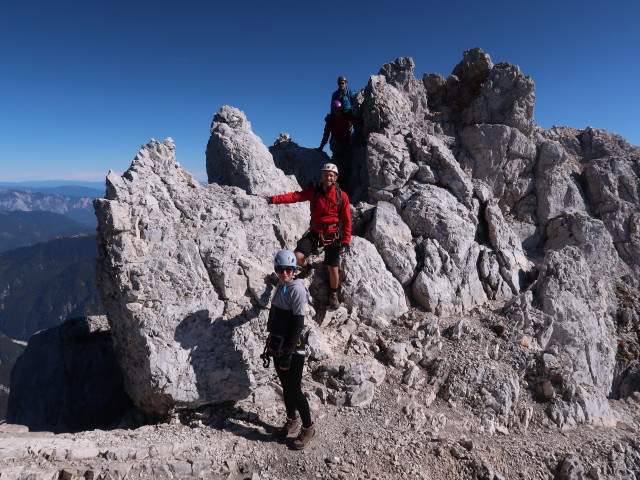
[274,250,297,269]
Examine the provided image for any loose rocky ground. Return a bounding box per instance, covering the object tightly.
[2,308,640,479]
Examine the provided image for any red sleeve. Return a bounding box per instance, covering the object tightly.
[271,186,314,205]
[340,191,352,244]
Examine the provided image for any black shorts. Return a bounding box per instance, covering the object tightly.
[295,231,341,267]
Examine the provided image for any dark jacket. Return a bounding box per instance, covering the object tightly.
[267,279,307,365]
[320,112,360,149]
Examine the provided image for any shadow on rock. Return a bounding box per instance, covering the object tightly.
[174,308,260,407]
[7,316,135,433]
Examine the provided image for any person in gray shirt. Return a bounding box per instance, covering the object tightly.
[266,249,316,450]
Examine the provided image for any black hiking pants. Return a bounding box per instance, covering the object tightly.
[330,139,352,194]
[274,353,312,428]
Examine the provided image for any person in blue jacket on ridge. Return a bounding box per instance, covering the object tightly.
[331,75,355,113]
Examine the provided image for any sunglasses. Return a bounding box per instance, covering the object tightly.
[339,81,346,84]
[275,266,295,274]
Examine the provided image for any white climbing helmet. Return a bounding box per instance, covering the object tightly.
[322,163,339,175]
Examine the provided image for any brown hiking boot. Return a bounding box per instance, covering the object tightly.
[276,416,300,438]
[296,264,312,279]
[293,423,316,450]
[328,292,340,310]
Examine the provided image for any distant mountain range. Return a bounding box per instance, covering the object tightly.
[0,211,95,253]
[0,234,104,341]
[0,181,104,198]
[0,180,106,421]
[0,188,98,225]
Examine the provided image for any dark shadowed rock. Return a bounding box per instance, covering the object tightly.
[6,316,133,432]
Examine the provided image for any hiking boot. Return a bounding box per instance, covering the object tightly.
[328,292,340,310]
[276,416,300,438]
[296,264,312,279]
[293,424,316,450]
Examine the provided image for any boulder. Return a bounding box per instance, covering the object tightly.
[340,237,408,322]
[6,316,132,432]
[269,133,329,190]
[366,133,416,197]
[94,138,306,418]
[362,75,414,136]
[206,106,300,195]
[366,201,417,286]
[378,57,429,117]
[462,62,535,136]
[533,247,616,427]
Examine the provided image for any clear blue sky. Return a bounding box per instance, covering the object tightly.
[1,0,638,183]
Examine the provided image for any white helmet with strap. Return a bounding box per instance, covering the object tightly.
[322,163,339,175]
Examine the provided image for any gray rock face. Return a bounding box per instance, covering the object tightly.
[366,201,416,286]
[269,133,328,190]
[423,47,534,137]
[407,133,474,208]
[95,138,308,417]
[206,107,300,195]
[340,237,408,321]
[463,62,535,135]
[83,49,640,434]
[534,247,616,427]
[458,124,536,217]
[535,138,587,226]
[366,133,416,196]
[378,57,429,117]
[581,128,640,271]
[362,74,414,136]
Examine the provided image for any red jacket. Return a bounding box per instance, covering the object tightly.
[271,184,352,244]
[320,113,360,148]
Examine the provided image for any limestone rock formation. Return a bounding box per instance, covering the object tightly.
[206,107,300,195]
[70,48,640,436]
[95,138,302,418]
[94,129,405,418]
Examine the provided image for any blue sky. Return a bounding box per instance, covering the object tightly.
[1,0,638,183]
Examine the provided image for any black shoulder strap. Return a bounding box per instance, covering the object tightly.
[336,184,343,237]
[311,184,323,213]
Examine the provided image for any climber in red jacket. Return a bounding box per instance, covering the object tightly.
[318,100,361,195]
[261,163,352,310]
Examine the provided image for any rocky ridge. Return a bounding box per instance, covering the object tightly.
[3,48,640,479]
